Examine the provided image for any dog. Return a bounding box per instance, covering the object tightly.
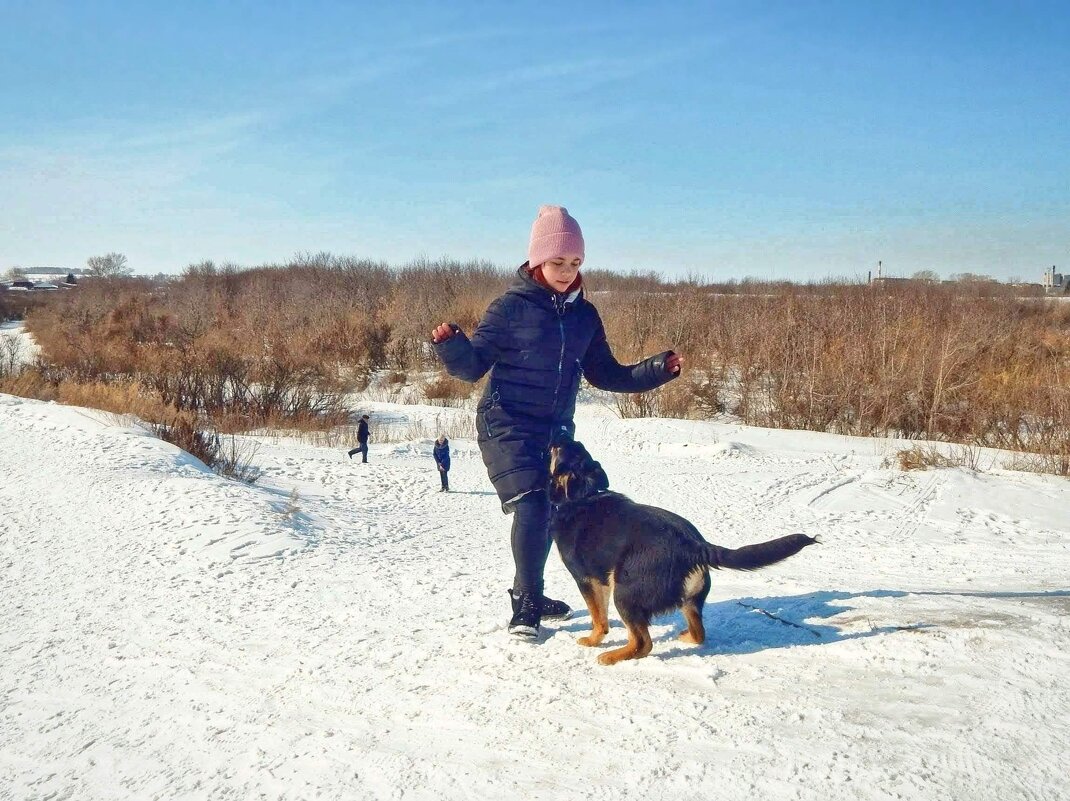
[548,439,818,665]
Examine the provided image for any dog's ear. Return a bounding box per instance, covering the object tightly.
[583,459,610,497]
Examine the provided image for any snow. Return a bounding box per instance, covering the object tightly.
[2,392,1069,800]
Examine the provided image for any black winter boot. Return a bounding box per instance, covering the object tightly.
[540,595,573,621]
[510,589,571,622]
[507,590,542,639]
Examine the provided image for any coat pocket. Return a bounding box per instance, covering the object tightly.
[476,391,501,441]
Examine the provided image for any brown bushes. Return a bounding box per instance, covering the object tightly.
[55,379,172,421]
[382,258,507,368]
[423,373,473,406]
[892,444,982,472]
[0,290,46,322]
[149,415,262,482]
[25,271,354,429]
[11,257,1070,476]
[0,367,56,399]
[669,283,1069,473]
[588,275,1069,471]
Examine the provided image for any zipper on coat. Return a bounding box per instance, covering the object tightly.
[549,296,567,443]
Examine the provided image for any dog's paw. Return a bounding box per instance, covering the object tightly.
[577,634,600,647]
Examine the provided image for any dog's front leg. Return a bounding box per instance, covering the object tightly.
[577,579,610,646]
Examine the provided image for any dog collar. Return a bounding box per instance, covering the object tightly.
[552,489,610,510]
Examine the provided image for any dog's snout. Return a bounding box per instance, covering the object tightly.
[549,445,562,475]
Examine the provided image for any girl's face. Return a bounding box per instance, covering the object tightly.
[541,253,583,292]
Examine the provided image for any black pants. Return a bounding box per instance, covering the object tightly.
[510,490,552,595]
[439,467,449,489]
[348,442,368,462]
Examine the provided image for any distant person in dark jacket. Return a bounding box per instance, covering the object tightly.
[348,414,371,462]
[433,435,450,492]
[431,205,682,639]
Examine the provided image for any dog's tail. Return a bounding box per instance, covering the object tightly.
[707,533,818,571]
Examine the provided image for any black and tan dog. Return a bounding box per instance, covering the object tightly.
[548,439,818,665]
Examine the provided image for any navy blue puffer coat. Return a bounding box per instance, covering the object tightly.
[434,265,676,510]
[433,438,450,471]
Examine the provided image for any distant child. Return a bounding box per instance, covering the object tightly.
[347,414,371,462]
[433,435,450,492]
[431,205,682,639]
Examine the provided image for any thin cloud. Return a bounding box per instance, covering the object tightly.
[0,109,269,167]
[419,35,726,112]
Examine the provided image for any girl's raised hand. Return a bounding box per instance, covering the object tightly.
[431,323,456,344]
[666,352,683,374]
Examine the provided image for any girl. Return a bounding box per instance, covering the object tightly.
[431,205,682,639]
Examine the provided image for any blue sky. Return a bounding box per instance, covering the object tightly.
[2,1,1067,281]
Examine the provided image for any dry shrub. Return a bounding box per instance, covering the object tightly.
[211,409,260,435]
[215,406,349,435]
[614,379,693,419]
[212,435,262,483]
[151,415,221,466]
[1003,448,1070,477]
[0,290,46,322]
[382,258,508,369]
[894,445,956,471]
[690,376,727,417]
[614,391,658,418]
[423,373,473,406]
[378,414,478,443]
[0,367,56,400]
[56,380,172,422]
[891,444,982,472]
[656,378,695,418]
[281,412,478,448]
[149,414,260,482]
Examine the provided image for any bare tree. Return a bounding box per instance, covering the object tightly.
[0,332,24,378]
[949,272,994,284]
[86,252,132,277]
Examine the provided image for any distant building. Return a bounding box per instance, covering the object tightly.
[21,268,91,283]
[1,279,61,291]
[868,261,909,287]
[1043,265,1066,294]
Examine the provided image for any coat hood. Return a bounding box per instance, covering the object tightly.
[510,263,584,307]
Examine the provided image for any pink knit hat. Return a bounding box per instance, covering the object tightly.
[528,205,584,269]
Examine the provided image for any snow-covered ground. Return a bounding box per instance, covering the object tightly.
[2,393,1068,800]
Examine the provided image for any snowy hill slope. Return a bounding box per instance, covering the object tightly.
[2,393,1068,800]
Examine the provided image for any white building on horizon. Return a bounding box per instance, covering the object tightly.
[16,268,91,283]
[1043,265,1065,293]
